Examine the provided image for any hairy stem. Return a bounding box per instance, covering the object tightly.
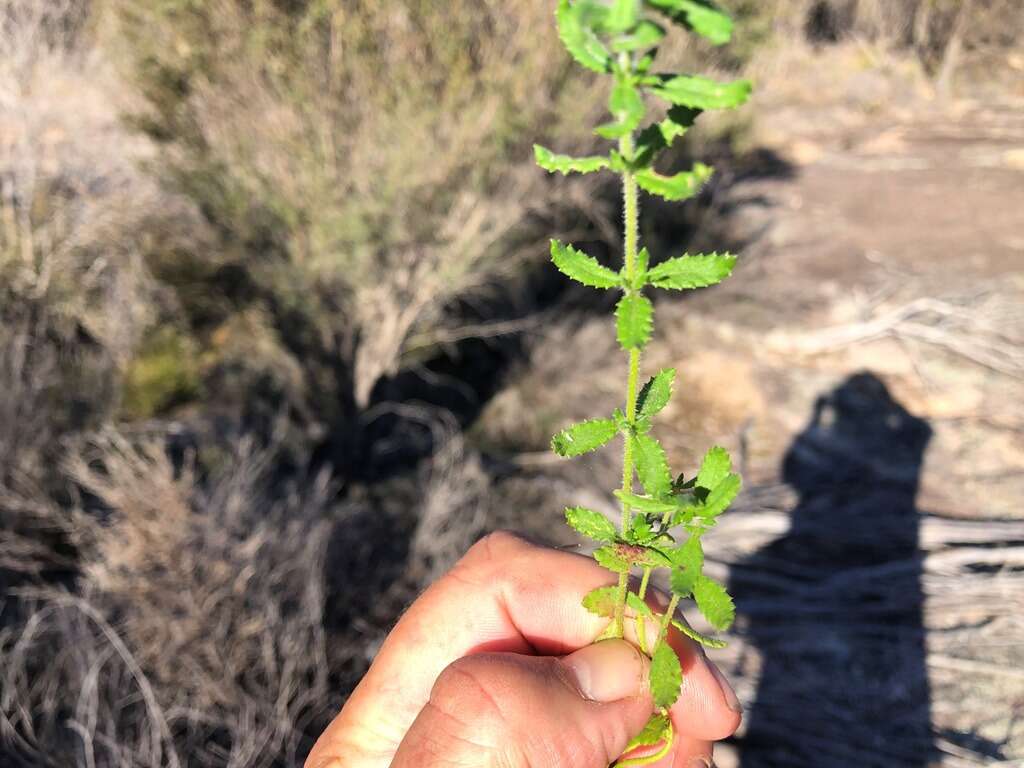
[614,66,642,638]
[638,566,652,600]
[656,594,681,650]
[635,567,652,653]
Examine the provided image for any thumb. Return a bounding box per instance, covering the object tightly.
[391,639,653,768]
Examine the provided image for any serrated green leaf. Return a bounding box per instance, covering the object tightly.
[625,713,672,751]
[650,642,682,708]
[635,162,713,201]
[626,591,653,617]
[633,124,669,169]
[670,565,699,598]
[611,19,666,52]
[637,368,676,419]
[582,585,619,617]
[615,292,653,349]
[624,513,655,544]
[604,0,640,34]
[669,535,703,596]
[566,506,618,543]
[636,246,650,276]
[614,490,677,514]
[550,240,622,289]
[669,501,700,527]
[647,0,734,45]
[632,433,672,497]
[556,0,612,73]
[673,534,704,572]
[695,445,731,490]
[594,545,631,573]
[671,618,728,648]
[647,252,736,290]
[648,74,752,110]
[692,575,735,630]
[534,144,611,175]
[551,418,618,457]
[595,79,645,139]
[701,472,741,518]
[633,106,702,169]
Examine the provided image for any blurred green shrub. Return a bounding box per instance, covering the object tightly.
[120,326,201,420]
[108,0,603,422]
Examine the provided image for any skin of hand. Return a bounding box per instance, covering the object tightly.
[306,531,742,768]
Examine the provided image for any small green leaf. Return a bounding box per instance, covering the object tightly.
[648,252,736,290]
[650,642,682,708]
[673,534,704,573]
[594,621,619,641]
[636,246,650,277]
[625,713,672,751]
[670,565,699,598]
[594,545,631,573]
[611,19,666,52]
[647,0,734,45]
[550,240,622,289]
[595,79,645,139]
[535,144,611,175]
[701,473,741,518]
[614,490,677,514]
[582,585,619,617]
[566,506,618,543]
[604,0,640,34]
[635,163,714,201]
[671,618,728,648]
[615,292,653,349]
[669,501,700,527]
[633,106,701,168]
[669,535,703,596]
[556,0,612,73]
[626,591,653,617]
[692,575,735,630]
[551,418,618,457]
[648,74,752,110]
[632,433,672,497]
[624,513,655,544]
[637,368,676,419]
[695,445,731,490]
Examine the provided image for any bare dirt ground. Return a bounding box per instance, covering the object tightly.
[479,93,1024,766]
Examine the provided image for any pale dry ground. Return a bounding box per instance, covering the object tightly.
[478,73,1024,765]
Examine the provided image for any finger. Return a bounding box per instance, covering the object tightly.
[392,640,652,768]
[672,735,714,768]
[307,532,739,766]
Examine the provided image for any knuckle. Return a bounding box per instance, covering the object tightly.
[430,656,509,735]
[453,531,535,583]
[468,530,532,563]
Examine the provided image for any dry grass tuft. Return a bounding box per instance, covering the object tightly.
[2,434,335,768]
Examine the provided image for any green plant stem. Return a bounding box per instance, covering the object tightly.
[635,567,653,653]
[614,82,642,639]
[656,594,681,650]
[638,566,652,600]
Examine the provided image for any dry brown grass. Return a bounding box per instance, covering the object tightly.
[2,434,335,768]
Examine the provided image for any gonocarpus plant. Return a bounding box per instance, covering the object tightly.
[535,1,751,763]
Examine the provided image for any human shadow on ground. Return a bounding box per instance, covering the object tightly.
[731,372,936,767]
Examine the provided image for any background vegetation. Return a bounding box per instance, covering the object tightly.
[1,1,1022,766]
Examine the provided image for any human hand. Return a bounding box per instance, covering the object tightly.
[306,532,742,768]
